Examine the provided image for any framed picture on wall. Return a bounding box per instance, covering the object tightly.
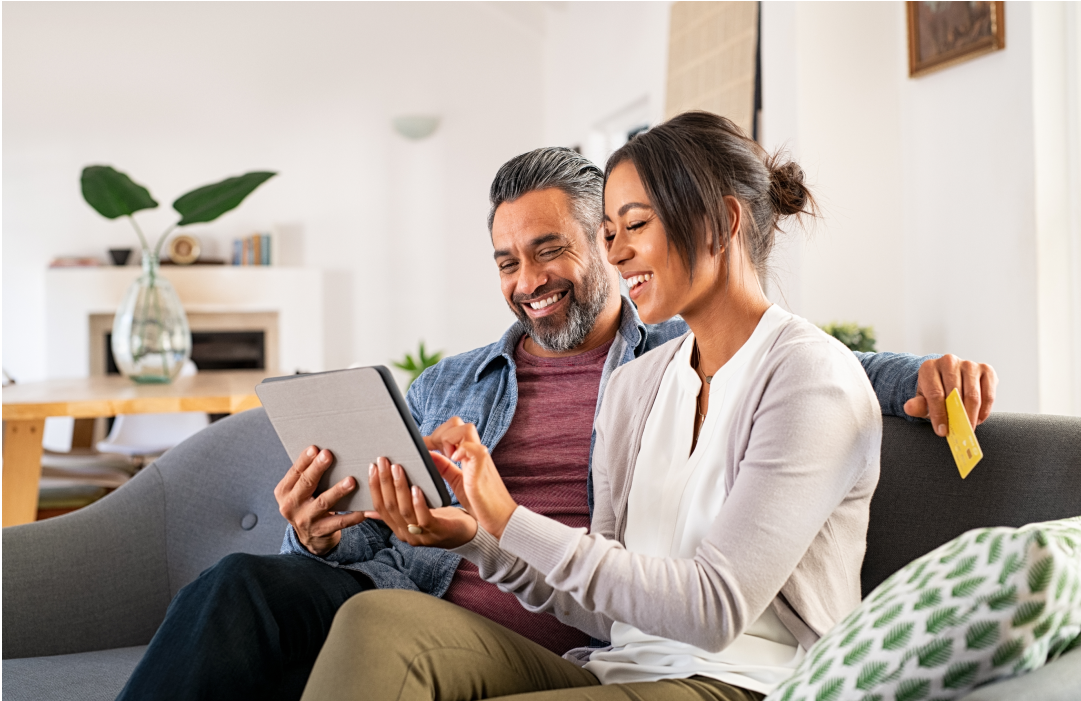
[907,1,1005,78]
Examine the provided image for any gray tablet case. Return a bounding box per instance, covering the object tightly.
[255,366,451,512]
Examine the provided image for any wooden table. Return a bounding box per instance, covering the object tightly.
[2,370,271,527]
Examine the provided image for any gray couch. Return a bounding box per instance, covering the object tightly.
[3,409,1080,701]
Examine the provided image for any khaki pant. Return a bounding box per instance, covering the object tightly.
[301,590,765,701]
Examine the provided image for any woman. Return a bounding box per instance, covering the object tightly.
[302,111,882,701]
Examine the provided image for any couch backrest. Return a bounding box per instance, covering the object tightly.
[152,407,292,597]
[165,411,1081,602]
[863,413,1081,597]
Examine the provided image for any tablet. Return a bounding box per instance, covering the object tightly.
[255,366,452,512]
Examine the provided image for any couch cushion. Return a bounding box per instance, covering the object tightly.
[1,646,146,701]
[866,414,1081,597]
[957,646,1081,701]
[767,518,1081,701]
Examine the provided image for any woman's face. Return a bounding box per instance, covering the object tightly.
[603,160,720,325]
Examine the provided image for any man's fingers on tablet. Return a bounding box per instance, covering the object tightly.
[310,475,356,514]
[276,445,319,497]
[295,449,333,497]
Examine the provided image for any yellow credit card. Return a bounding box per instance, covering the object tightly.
[946,388,983,478]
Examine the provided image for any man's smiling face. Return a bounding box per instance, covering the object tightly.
[491,187,610,353]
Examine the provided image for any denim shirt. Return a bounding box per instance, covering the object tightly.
[281,298,934,596]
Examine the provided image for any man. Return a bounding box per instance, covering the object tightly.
[117,148,997,700]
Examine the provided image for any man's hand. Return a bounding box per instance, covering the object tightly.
[274,446,367,556]
[364,456,478,549]
[904,355,998,436]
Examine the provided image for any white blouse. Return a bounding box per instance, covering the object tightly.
[585,304,805,693]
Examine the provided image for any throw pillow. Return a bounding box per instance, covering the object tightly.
[766,517,1081,701]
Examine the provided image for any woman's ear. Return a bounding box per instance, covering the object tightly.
[724,196,743,243]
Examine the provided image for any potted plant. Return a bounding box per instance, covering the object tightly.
[81,166,276,383]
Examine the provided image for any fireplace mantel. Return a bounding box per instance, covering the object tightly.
[45,266,324,379]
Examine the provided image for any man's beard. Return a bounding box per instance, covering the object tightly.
[509,252,611,353]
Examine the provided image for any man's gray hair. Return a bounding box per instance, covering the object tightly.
[487,147,604,240]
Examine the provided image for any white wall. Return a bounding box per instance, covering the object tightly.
[542,2,671,163]
[6,2,1078,415]
[762,1,1081,414]
[3,2,544,382]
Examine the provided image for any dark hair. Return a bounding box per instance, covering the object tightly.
[488,147,604,241]
[604,111,815,279]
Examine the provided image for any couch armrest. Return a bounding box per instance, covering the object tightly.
[957,648,1081,701]
[2,465,172,659]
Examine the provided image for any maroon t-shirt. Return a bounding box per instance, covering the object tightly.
[442,335,612,654]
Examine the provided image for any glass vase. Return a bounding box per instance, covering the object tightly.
[111,251,192,383]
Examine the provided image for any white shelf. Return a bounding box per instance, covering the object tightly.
[45,266,324,378]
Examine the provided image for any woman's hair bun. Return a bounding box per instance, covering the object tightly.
[768,160,812,217]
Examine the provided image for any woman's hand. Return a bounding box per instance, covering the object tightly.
[425,418,518,539]
[364,456,478,549]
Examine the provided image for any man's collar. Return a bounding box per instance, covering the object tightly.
[616,294,648,353]
[473,296,645,383]
[475,321,528,382]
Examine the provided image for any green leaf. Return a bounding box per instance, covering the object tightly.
[916,638,952,668]
[872,603,904,628]
[906,560,930,585]
[843,639,873,666]
[814,678,844,701]
[840,625,864,648]
[882,621,914,650]
[1012,600,1046,627]
[984,585,1018,611]
[987,534,1004,564]
[951,577,986,598]
[809,658,833,684]
[999,552,1025,584]
[172,171,276,225]
[392,341,445,389]
[991,638,1024,667]
[819,322,876,352]
[80,165,158,219]
[939,538,969,563]
[895,678,931,701]
[810,642,831,667]
[966,620,1000,650]
[859,696,883,701]
[880,666,904,684]
[1056,570,1069,598]
[942,660,979,688]
[1028,556,1055,594]
[946,556,977,579]
[855,661,888,690]
[914,588,942,611]
[1032,615,1055,639]
[926,606,959,635]
[777,684,797,701]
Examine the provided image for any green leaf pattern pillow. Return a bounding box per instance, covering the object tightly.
[767,517,1081,701]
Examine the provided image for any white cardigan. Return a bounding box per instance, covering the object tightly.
[453,314,881,675]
